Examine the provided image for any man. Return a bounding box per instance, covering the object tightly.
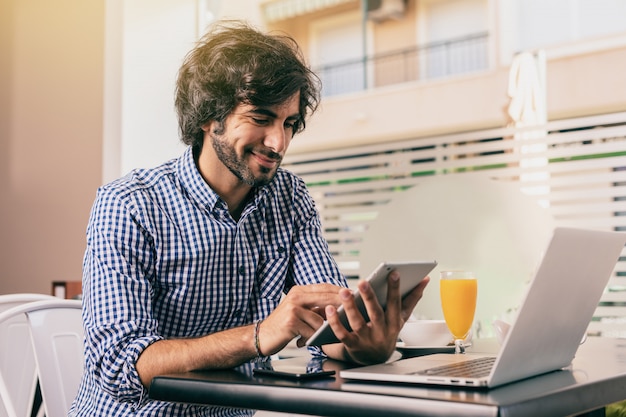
[70,21,429,416]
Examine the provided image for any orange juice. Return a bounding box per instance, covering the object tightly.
[440,278,477,340]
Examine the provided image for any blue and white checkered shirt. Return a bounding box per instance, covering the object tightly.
[69,147,346,416]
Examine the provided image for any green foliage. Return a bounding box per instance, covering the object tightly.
[607,401,626,417]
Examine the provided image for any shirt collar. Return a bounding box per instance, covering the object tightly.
[177,146,220,212]
[176,146,273,214]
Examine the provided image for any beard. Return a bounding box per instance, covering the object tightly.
[209,130,282,187]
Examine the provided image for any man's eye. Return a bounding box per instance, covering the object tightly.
[285,120,300,132]
[252,118,269,125]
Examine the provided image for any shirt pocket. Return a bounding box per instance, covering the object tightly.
[256,242,290,302]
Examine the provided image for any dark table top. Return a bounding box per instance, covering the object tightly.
[149,337,626,417]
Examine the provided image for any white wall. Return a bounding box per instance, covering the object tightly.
[103,0,267,181]
[104,0,195,182]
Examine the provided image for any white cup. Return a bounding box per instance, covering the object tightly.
[399,319,452,346]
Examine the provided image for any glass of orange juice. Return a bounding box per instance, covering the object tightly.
[440,270,477,354]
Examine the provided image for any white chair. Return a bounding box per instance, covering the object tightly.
[0,293,57,313]
[0,294,56,417]
[0,299,83,417]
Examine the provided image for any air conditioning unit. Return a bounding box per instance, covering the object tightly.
[367,0,407,22]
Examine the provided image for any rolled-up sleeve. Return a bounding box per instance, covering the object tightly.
[81,186,162,405]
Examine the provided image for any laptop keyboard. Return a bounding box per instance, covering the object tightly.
[415,356,496,378]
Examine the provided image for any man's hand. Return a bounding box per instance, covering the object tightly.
[256,283,343,356]
[323,271,430,364]
[136,283,344,387]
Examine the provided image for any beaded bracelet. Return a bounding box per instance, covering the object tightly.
[253,319,266,358]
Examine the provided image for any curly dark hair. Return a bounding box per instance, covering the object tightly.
[175,20,321,149]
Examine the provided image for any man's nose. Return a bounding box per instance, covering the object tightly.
[264,124,289,153]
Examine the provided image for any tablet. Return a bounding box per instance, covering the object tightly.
[305,260,437,346]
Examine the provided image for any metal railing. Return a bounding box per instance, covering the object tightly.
[314,32,489,96]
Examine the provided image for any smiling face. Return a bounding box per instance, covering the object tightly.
[200,92,301,188]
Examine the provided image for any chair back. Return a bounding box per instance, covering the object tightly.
[0,294,56,417]
[0,299,83,417]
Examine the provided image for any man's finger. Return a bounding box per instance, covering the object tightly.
[382,270,402,324]
[286,283,344,309]
[400,276,430,320]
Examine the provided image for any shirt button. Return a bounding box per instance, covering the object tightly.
[234,309,242,317]
[238,265,245,276]
[278,246,286,254]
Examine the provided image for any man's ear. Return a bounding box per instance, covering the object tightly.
[202,119,224,135]
[200,121,213,133]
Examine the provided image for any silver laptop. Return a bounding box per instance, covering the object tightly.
[340,227,626,388]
